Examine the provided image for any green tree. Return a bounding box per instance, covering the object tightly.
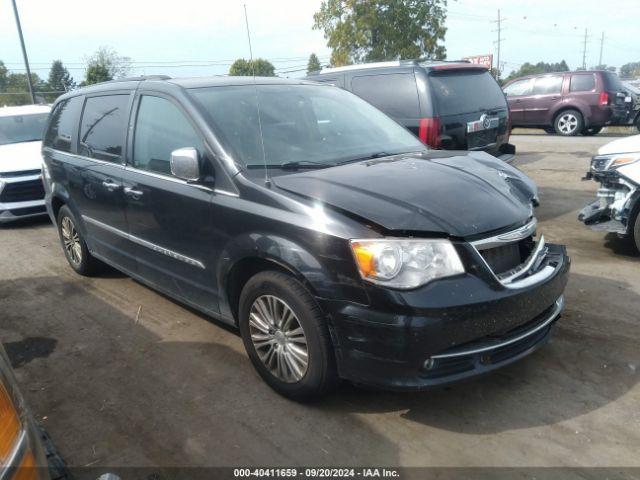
[229,58,276,76]
[620,62,640,78]
[307,53,322,74]
[505,60,570,82]
[313,0,447,67]
[82,46,131,85]
[0,61,8,91]
[0,72,45,106]
[47,60,75,92]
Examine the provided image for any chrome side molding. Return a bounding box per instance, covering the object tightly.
[82,215,206,269]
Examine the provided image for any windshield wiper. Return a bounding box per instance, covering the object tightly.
[280,160,336,170]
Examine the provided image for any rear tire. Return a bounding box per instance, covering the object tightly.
[554,109,583,136]
[56,206,102,276]
[633,209,640,254]
[238,271,337,401]
[635,116,640,133]
[582,126,603,136]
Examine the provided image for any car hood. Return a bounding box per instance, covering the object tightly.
[272,151,537,238]
[598,134,640,155]
[0,141,43,174]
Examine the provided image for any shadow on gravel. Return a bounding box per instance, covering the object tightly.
[603,233,640,259]
[0,216,52,230]
[0,275,398,467]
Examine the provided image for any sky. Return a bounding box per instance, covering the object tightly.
[0,0,638,86]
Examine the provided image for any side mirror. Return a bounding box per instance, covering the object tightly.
[170,147,201,182]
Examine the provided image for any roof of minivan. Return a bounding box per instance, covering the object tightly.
[312,60,483,75]
[0,104,51,117]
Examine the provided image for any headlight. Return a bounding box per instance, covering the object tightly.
[592,152,640,171]
[350,238,464,289]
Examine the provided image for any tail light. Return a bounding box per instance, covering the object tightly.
[0,382,21,464]
[419,117,441,148]
[599,92,609,106]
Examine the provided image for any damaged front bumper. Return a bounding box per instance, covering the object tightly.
[579,172,639,236]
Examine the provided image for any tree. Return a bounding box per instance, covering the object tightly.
[82,46,131,85]
[307,53,322,74]
[229,58,276,77]
[620,62,640,79]
[505,60,570,82]
[313,0,447,67]
[0,72,46,106]
[47,60,75,92]
[591,64,616,72]
[0,61,8,91]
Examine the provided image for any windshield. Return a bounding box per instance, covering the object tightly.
[0,113,49,146]
[188,84,425,168]
[430,70,507,114]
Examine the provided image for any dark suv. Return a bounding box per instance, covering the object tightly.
[503,70,628,136]
[42,76,569,400]
[306,60,515,161]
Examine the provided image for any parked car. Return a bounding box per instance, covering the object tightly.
[42,76,569,400]
[503,70,628,136]
[0,342,50,479]
[621,81,640,132]
[305,60,516,162]
[579,134,640,251]
[0,105,50,224]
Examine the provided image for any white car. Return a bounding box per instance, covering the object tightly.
[579,134,640,251]
[0,104,51,223]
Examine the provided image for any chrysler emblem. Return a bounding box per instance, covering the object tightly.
[481,114,491,130]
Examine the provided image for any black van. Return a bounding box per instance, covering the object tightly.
[306,60,515,161]
[42,76,568,400]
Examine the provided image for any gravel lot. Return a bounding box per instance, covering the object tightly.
[0,133,638,469]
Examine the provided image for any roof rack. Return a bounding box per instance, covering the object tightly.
[318,59,473,74]
[91,75,172,86]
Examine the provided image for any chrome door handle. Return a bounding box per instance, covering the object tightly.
[102,180,120,191]
[124,187,144,199]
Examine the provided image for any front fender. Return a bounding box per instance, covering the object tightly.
[216,232,368,321]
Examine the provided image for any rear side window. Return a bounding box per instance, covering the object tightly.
[570,74,596,92]
[44,96,83,152]
[430,70,506,114]
[504,78,532,97]
[532,76,563,95]
[351,73,420,118]
[79,95,129,163]
[132,95,204,176]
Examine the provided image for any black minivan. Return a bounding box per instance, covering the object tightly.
[42,76,569,400]
[305,60,516,161]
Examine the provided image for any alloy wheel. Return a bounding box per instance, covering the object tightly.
[558,113,579,134]
[61,217,82,266]
[249,295,309,383]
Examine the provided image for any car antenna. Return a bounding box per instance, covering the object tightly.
[243,3,270,188]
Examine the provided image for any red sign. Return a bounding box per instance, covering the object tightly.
[463,54,493,70]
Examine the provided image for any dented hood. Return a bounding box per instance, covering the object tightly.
[273,151,537,238]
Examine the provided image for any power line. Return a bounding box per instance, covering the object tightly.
[599,32,605,66]
[581,28,589,70]
[491,9,504,79]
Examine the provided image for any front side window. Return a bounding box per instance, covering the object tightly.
[44,96,84,152]
[504,79,532,97]
[532,76,563,95]
[188,84,425,168]
[0,113,49,146]
[351,73,420,118]
[79,95,129,162]
[132,95,204,175]
[570,74,596,92]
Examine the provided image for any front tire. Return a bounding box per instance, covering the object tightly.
[238,271,337,401]
[633,209,640,254]
[554,110,583,136]
[56,206,102,276]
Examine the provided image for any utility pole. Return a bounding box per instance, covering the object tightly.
[598,31,605,67]
[581,28,588,70]
[492,9,503,80]
[10,0,35,104]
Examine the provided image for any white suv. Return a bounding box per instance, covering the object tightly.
[0,104,51,223]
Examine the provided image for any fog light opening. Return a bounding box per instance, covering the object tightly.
[424,358,436,370]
